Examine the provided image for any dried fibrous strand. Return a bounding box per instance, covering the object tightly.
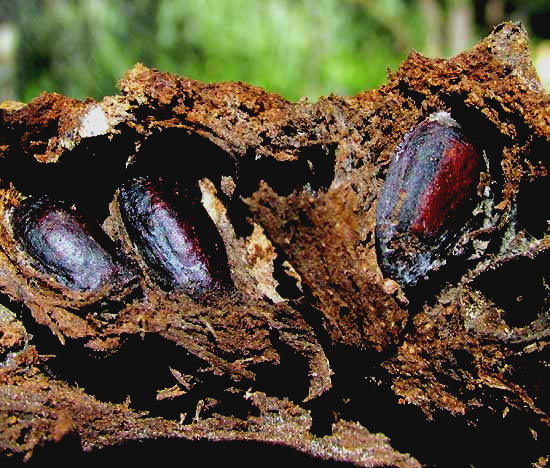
[11,196,133,292]
[375,112,482,287]
[118,177,232,295]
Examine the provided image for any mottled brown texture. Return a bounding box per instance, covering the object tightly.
[0,305,27,358]
[0,22,548,466]
[0,346,416,467]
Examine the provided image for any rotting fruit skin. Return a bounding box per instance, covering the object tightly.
[117,176,233,296]
[375,111,482,288]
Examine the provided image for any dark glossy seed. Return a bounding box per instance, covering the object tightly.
[12,197,132,292]
[118,177,232,295]
[375,112,482,288]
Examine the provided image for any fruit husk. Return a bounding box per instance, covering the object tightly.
[0,22,548,467]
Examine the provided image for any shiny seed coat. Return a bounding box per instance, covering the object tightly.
[375,112,482,287]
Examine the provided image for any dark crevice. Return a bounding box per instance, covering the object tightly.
[271,249,304,301]
[0,132,137,223]
[131,96,182,124]
[227,142,336,238]
[517,173,550,239]
[226,194,255,237]
[508,352,550,414]
[17,313,259,421]
[472,251,549,329]
[507,348,550,414]
[0,283,318,422]
[446,101,508,200]
[4,438,359,468]
[301,143,337,192]
[77,286,145,318]
[314,342,548,468]
[250,329,310,403]
[237,156,314,197]
[402,249,480,315]
[397,81,426,108]
[125,128,236,185]
[0,293,251,419]
[15,425,30,447]
[236,143,336,198]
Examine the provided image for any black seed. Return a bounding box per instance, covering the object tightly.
[12,197,133,292]
[118,177,232,295]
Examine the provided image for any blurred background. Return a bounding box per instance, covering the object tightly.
[0,0,549,103]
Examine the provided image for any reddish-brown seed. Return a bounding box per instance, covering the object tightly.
[375,112,482,287]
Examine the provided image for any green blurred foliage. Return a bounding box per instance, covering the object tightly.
[10,0,423,102]
[4,0,550,102]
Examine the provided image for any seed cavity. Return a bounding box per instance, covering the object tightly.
[12,197,132,292]
[118,177,232,295]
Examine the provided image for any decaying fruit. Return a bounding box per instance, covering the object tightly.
[375,111,482,288]
[0,22,548,468]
